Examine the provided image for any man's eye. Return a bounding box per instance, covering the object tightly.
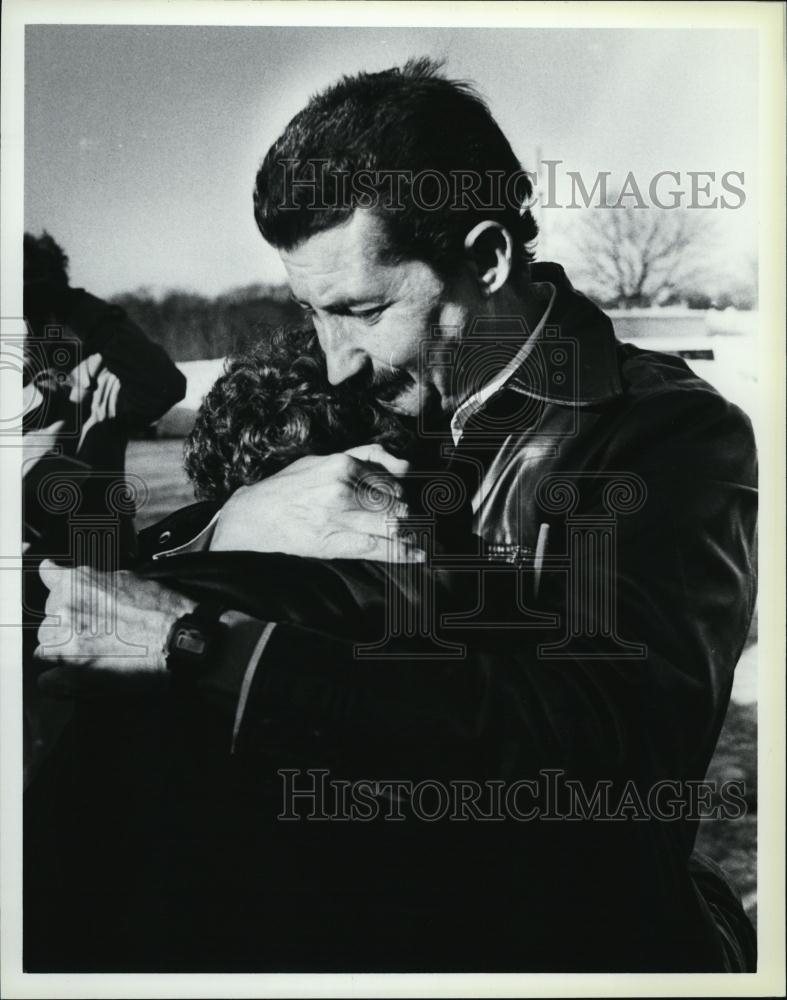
[352,306,386,322]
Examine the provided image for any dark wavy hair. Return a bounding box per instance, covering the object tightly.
[253,57,538,284]
[184,326,414,503]
[24,230,70,288]
[24,231,71,337]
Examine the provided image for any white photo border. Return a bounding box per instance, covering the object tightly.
[2,2,784,997]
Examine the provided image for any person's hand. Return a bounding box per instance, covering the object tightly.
[210,443,423,562]
[78,367,122,447]
[90,367,121,420]
[34,559,196,697]
[68,352,104,405]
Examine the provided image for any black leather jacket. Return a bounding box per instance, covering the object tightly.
[127,264,756,972]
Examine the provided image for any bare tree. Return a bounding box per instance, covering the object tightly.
[562,206,713,309]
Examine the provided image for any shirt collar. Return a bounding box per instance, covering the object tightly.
[449,263,624,446]
[449,281,556,446]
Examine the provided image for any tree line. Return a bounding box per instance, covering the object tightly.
[112,213,758,368]
[110,283,304,362]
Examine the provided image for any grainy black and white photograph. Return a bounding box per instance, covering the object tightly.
[1,1,784,997]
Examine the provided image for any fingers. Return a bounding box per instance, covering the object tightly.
[326,531,426,563]
[344,461,408,505]
[85,352,104,381]
[339,509,416,540]
[67,353,117,425]
[68,364,85,403]
[68,353,104,403]
[39,559,98,594]
[351,483,409,517]
[92,371,108,417]
[77,411,97,450]
[371,537,426,563]
[34,614,78,666]
[91,369,119,422]
[38,557,65,592]
[345,443,410,477]
[77,369,120,449]
[38,562,105,635]
[106,372,121,419]
[321,454,408,510]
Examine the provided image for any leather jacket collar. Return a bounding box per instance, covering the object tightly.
[504,262,623,410]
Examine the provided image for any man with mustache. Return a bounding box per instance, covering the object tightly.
[31,59,757,972]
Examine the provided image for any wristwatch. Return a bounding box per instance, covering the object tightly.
[165,602,226,678]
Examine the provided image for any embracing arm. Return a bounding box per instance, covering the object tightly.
[35,392,756,787]
[207,390,758,786]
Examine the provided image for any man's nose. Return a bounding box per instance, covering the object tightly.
[316,317,367,385]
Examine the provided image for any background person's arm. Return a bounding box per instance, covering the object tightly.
[64,288,186,427]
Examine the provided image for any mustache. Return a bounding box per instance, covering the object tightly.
[343,361,413,403]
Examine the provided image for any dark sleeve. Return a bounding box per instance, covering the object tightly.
[65,289,186,426]
[231,388,757,785]
[135,501,222,562]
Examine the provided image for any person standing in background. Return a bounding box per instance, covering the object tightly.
[23,230,186,487]
[22,231,186,784]
[23,230,186,563]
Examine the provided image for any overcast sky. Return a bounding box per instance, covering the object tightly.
[24,24,758,298]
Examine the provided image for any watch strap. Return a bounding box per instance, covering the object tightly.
[165,601,226,676]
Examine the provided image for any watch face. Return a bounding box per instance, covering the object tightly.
[173,624,208,657]
[167,607,224,675]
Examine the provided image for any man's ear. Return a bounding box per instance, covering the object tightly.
[463,220,514,296]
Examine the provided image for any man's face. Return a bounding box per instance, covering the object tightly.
[279,209,481,421]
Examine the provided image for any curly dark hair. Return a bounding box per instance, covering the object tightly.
[184,326,415,503]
